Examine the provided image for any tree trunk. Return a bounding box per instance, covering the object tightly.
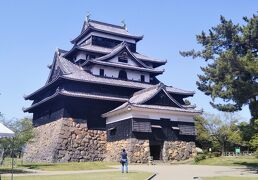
[249,97,258,125]
[0,149,5,165]
[221,141,225,156]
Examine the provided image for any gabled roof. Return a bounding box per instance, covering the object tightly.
[128,83,183,108]
[84,60,164,74]
[80,43,163,74]
[46,49,71,84]
[93,42,148,67]
[64,43,167,66]
[24,53,194,100]
[71,19,143,44]
[102,84,202,118]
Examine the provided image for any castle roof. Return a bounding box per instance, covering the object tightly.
[24,52,194,101]
[24,18,197,116]
[71,19,143,44]
[64,43,167,66]
[102,83,202,118]
[80,42,164,74]
[23,88,128,112]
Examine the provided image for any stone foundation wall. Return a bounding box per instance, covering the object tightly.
[106,139,196,163]
[23,119,63,162]
[24,118,196,163]
[55,118,106,162]
[106,138,149,163]
[162,141,197,162]
[23,118,106,163]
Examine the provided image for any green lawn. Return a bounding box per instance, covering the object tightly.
[196,156,258,167]
[202,176,258,180]
[0,158,119,172]
[2,171,152,180]
[19,161,118,171]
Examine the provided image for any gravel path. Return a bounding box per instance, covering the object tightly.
[127,164,258,180]
[3,164,258,180]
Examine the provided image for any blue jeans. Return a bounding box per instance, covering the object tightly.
[121,159,128,173]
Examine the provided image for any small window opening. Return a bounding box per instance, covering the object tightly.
[141,75,145,82]
[118,70,127,80]
[100,69,104,76]
[109,127,117,136]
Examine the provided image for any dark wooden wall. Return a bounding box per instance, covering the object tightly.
[106,118,196,142]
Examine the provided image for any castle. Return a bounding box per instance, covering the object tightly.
[23,16,201,163]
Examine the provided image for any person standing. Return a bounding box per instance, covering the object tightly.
[120,149,128,173]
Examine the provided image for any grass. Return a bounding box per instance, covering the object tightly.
[202,176,258,180]
[196,156,258,167]
[1,171,152,180]
[19,161,119,171]
[0,158,119,173]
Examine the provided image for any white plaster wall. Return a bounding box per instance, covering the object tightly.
[106,111,133,124]
[91,65,118,78]
[109,56,138,66]
[76,52,86,60]
[106,109,195,124]
[90,65,150,82]
[132,110,194,122]
[127,69,150,83]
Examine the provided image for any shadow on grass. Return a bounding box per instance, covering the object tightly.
[20,164,55,170]
[0,168,29,174]
[233,162,258,174]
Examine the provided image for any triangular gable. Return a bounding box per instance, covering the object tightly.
[46,50,67,84]
[144,89,182,108]
[94,43,149,68]
[130,84,183,108]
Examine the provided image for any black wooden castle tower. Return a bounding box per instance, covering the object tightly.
[24,16,201,163]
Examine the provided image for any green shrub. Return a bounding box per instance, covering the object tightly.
[255,149,258,158]
[194,154,206,162]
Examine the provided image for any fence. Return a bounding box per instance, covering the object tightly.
[223,151,255,156]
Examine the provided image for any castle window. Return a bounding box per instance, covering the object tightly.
[89,55,95,59]
[118,57,128,63]
[108,127,117,136]
[118,70,127,80]
[141,75,145,82]
[99,69,104,76]
[118,52,128,63]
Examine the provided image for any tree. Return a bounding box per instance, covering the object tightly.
[249,119,258,149]
[0,117,34,164]
[180,14,258,123]
[194,115,212,150]
[195,113,242,154]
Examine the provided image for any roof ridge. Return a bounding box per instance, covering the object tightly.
[89,19,125,30]
[92,42,150,69]
[165,85,195,94]
[132,83,160,97]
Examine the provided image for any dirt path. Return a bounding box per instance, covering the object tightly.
[3,164,258,179]
[127,164,258,180]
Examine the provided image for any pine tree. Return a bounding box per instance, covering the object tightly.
[180,14,258,123]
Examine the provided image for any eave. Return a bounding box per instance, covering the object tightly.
[23,89,128,112]
[83,60,164,75]
[102,103,202,118]
[71,26,143,44]
[24,77,62,100]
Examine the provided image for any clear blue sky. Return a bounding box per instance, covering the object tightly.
[0,0,257,120]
